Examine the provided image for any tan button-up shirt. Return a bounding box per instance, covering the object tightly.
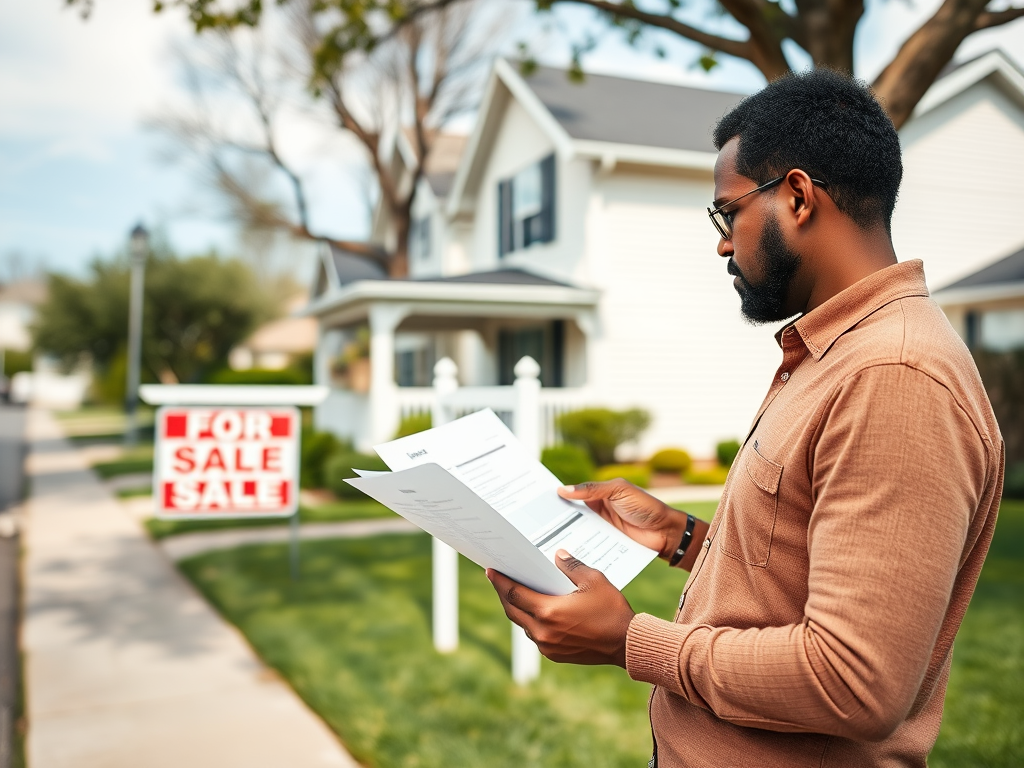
[626,260,1003,768]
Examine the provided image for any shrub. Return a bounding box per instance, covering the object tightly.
[325,451,389,499]
[649,448,692,475]
[208,367,310,386]
[541,444,595,486]
[685,465,731,485]
[556,407,651,466]
[594,463,651,488]
[716,439,742,468]
[395,412,432,439]
[300,429,345,488]
[1005,462,1024,499]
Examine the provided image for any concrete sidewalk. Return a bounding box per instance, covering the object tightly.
[22,409,359,768]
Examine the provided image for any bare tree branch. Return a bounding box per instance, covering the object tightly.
[873,0,992,128]
[974,4,1024,29]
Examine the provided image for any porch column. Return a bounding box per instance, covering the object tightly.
[369,304,410,446]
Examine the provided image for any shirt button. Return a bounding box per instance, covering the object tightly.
[703,538,711,548]
[780,372,790,381]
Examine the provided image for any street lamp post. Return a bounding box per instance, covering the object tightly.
[125,223,149,447]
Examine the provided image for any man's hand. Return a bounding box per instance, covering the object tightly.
[557,480,688,561]
[486,550,635,667]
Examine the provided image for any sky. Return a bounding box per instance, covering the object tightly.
[1,0,1022,283]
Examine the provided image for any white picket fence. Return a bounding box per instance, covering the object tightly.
[426,355,579,684]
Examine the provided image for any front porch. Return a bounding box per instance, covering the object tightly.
[304,269,601,449]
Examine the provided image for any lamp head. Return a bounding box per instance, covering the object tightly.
[129,223,149,264]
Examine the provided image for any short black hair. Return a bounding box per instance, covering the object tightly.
[713,68,902,231]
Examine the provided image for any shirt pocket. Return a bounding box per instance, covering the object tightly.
[719,443,783,567]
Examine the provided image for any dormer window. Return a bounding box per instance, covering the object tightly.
[498,154,555,256]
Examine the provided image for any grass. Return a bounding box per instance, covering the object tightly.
[143,499,397,539]
[91,448,154,479]
[178,502,721,768]
[928,498,1024,767]
[179,499,1023,768]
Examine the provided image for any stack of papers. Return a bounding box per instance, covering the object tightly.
[345,410,658,595]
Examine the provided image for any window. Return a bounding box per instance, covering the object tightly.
[979,308,1024,352]
[409,216,431,261]
[498,321,564,387]
[498,154,556,256]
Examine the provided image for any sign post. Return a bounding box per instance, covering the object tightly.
[141,385,329,580]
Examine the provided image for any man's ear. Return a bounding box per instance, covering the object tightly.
[784,169,817,228]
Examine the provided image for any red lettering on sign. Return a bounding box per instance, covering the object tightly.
[165,413,187,438]
[235,447,255,472]
[173,446,195,472]
[163,481,177,509]
[243,480,256,496]
[202,448,226,472]
[280,480,290,507]
[262,446,281,471]
[270,416,291,438]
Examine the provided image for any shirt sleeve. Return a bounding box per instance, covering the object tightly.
[625,363,989,741]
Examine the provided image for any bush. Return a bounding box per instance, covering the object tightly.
[685,465,731,485]
[716,439,742,468]
[541,444,595,486]
[649,448,692,475]
[594,463,651,488]
[325,451,389,499]
[395,411,432,439]
[208,367,310,386]
[1005,462,1024,500]
[556,407,651,466]
[300,429,345,488]
[2,349,32,377]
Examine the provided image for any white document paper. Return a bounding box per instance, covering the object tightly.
[345,410,657,595]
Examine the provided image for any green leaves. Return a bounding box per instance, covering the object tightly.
[32,248,275,385]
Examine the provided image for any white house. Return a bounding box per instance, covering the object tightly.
[306,50,1024,458]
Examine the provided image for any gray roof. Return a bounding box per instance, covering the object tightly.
[522,66,745,152]
[410,268,575,288]
[329,244,388,286]
[941,245,1024,290]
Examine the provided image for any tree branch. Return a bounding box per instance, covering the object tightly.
[873,0,991,128]
[974,5,1024,29]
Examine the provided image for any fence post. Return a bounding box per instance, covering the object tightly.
[431,357,460,653]
[511,355,543,684]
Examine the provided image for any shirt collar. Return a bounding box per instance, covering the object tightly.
[776,260,930,360]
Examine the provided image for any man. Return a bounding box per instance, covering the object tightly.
[487,69,1003,767]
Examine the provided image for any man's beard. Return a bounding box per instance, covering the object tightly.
[729,215,802,325]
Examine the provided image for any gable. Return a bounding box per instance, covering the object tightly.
[893,73,1024,289]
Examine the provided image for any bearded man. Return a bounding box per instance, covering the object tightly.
[487,69,1003,768]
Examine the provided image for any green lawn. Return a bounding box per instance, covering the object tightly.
[143,499,397,539]
[91,449,154,479]
[928,498,1024,767]
[179,498,1023,768]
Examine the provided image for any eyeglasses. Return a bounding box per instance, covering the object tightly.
[708,175,828,240]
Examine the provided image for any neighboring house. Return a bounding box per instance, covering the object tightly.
[933,244,1024,352]
[229,293,319,372]
[307,50,1024,457]
[0,279,91,408]
[0,279,46,357]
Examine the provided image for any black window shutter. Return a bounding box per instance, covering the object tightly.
[540,154,556,243]
[498,179,513,257]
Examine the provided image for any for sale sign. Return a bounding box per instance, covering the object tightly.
[154,406,300,519]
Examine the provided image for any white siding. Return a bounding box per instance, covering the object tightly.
[586,170,782,458]
[467,98,591,282]
[893,79,1024,289]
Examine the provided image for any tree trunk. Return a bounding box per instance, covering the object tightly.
[872,0,991,128]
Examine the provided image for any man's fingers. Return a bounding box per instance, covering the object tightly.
[486,568,541,626]
[555,549,601,588]
[557,480,627,502]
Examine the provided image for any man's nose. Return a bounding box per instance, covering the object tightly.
[717,235,733,258]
